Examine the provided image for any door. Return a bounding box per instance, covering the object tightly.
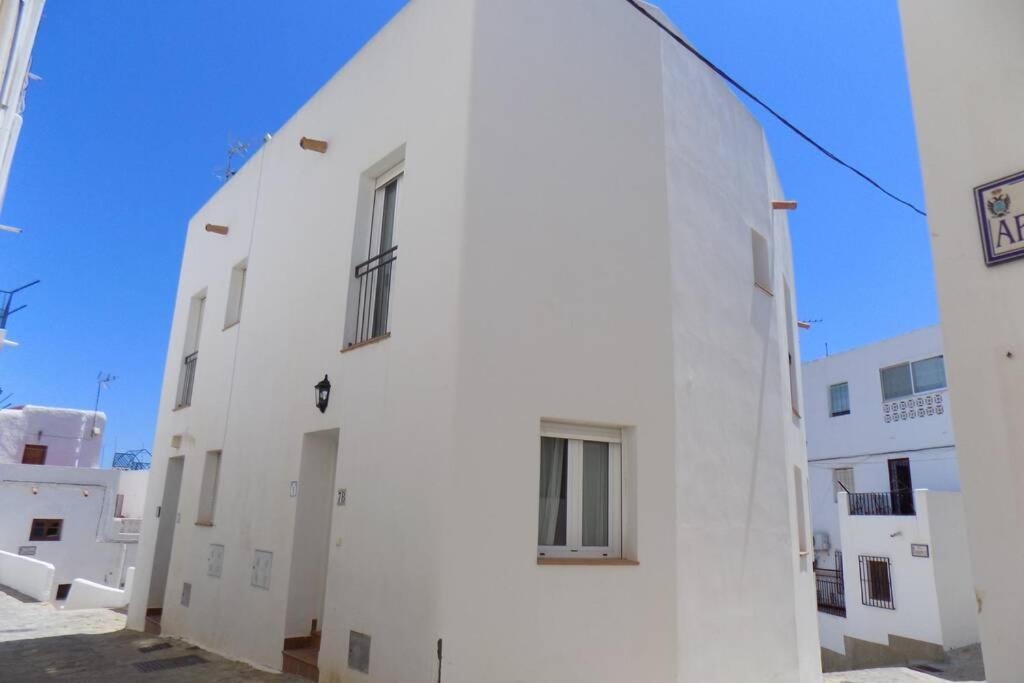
[887,457,914,515]
[149,456,184,610]
[21,444,47,465]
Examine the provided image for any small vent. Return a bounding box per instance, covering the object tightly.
[133,654,206,673]
[180,582,191,607]
[55,583,71,600]
[348,630,371,674]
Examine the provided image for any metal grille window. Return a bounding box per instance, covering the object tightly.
[829,382,850,416]
[815,551,846,617]
[858,555,894,609]
[350,163,402,347]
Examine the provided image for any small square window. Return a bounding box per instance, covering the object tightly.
[880,363,913,401]
[29,518,62,542]
[829,382,850,417]
[538,423,622,559]
[859,555,894,609]
[224,260,248,328]
[911,356,946,393]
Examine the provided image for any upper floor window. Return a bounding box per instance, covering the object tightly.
[880,355,946,401]
[784,283,800,418]
[538,422,622,560]
[29,518,63,542]
[829,382,850,417]
[21,443,47,465]
[176,291,205,409]
[196,450,222,526]
[348,162,402,347]
[859,555,894,610]
[751,228,772,294]
[224,259,248,328]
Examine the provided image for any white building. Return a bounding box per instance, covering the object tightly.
[0,405,146,600]
[127,2,820,681]
[804,327,978,670]
[0,0,45,213]
[899,2,1024,680]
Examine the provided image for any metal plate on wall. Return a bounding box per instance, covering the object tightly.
[348,630,371,674]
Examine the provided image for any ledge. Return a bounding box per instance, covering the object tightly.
[755,283,774,297]
[194,521,214,528]
[222,320,239,331]
[340,332,391,354]
[537,557,639,566]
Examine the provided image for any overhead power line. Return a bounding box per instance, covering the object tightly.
[623,0,927,217]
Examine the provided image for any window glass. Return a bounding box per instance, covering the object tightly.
[538,437,568,547]
[868,560,892,603]
[880,363,913,400]
[581,441,609,547]
[829,382,850,416]
[912,356,947,393]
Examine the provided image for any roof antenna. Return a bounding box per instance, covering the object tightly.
[214,136,251,183]
[91,372,117,438]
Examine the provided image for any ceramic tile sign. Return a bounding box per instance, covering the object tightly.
[911,543,930,558]
[975,169,1024,266]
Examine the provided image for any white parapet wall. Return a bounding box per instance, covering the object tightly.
[0,549,55,601]
[64,567,134,610]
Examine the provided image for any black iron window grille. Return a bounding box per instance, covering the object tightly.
[815,551,846,617]
[847,489,915,516]
[859,555,895,609]
[176,351,198,409]
[352,245,397,345]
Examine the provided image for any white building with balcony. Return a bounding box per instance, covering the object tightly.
[0,405,147,602]
[804,326,978,671]
[126,2,820,681]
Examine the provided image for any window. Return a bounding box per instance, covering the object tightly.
[29,518,63,541]
[349,162,402,347]
[880,356,946,400]
[55,583,72,600]
[751,228,772,294]
[21,444,47,465]
[832,467,854,503]
[829,382,850,417]
[784,283,800,417]
[114,494,125,518]
[538,423,622,559]
[224,259,248,328]
[196,450,222,526]
[859,555,894,609]
[176,291,206,409]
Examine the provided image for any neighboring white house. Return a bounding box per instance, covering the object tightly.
[0,405,146,601]
[0,0,45,213]
[899,2,1024,680]
[804,327,978,670]
[127,2,820,682]
[0,404,106,467]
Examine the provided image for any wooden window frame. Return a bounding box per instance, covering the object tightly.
[29,518,63,542]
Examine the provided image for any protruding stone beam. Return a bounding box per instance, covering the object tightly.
[772,200,798,210]
[299,137,328,153]
[205,224,229,235]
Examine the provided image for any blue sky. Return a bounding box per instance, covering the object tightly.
[0,1,934,465]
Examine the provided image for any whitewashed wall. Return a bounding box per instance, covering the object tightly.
[899,2,1024,679]
[0,406,106,468]
[128,1,819,681]
[0,463,140,590]
[0,549,53,600]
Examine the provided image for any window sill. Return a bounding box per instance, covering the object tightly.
[537,557,638,566]
[223,320,239,331]
[341,332,391,354]
[755,283,774,297]
[172,405,191,412]
[194,521,214,527]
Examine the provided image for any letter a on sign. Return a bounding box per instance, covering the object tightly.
[975,169,1024,266]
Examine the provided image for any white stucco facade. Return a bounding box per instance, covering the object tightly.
[899,2,1024,680]
[0,404,106,467]
[0,0,44,213]
[127,2,820,681]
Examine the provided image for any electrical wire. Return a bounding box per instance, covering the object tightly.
[622,0,927,217]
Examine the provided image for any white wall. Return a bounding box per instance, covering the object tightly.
[0,0,44,212]
[128,1,819,681]
[0,549,54,601]
[898,2,1024,679]
[928,493,980,649]
[64,567,134,610]
[0,463,139,590]
[116,470,149,519]
[0,405,106,468]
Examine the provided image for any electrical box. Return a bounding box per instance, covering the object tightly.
[208,544,224,578]
[251,550,273,590]
[181,582,191,607]
[348,631,371,674]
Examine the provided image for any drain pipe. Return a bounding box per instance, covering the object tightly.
[437,638,442,683]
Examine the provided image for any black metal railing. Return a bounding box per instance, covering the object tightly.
[351,245,397,346]
[176,351,198,409]
[847,489,915,516]
[815,559,847,617]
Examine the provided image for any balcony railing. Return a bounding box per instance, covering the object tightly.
[350,245,397,346]
[815,557,846,617]
[847,489,915,516]
[176,351,198,409]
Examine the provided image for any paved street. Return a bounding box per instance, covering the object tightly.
[824,645,985,682]
[0,585,304,682]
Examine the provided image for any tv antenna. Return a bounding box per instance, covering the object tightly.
[91,372,117,437]
[214,137,251,183]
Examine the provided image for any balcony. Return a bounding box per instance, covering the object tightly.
[815,557,846,618]
[847,490,916,516]
[175,351,198,409]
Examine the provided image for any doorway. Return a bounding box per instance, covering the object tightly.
[887,457,914,515]
[148,455,184,613]
[285,429,339,639]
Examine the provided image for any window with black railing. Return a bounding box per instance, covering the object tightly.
[347,163,402,348]
[815,551,846,617]
[847,489,915,516]
[176,351,198,409]
[859,555,895,610]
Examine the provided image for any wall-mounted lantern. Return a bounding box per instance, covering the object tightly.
[315,374,331,414]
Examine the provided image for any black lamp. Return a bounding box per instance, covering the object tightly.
[314,374,331,413]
